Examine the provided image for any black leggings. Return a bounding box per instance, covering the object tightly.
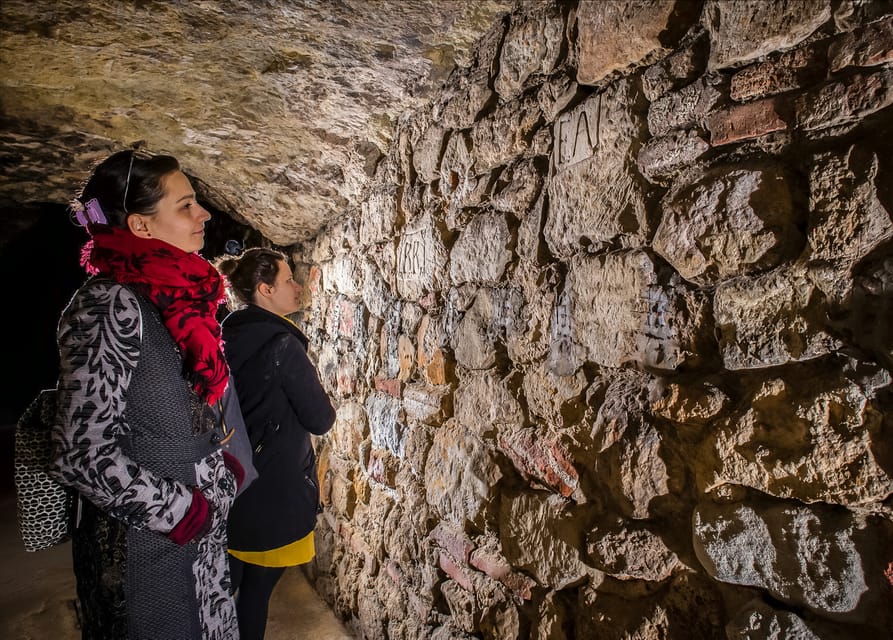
[229,556,286,640]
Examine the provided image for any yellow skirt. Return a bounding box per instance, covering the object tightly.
[229,531,315,567]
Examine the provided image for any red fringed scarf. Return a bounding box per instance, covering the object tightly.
[81,226,229,405]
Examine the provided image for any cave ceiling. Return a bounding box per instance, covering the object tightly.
[0,0,512,245]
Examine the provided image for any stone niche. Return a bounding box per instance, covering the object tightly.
[299,2,893,639]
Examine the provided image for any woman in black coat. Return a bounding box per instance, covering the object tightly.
[217,248,335,640]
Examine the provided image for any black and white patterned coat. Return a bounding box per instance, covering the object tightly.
[50,278,239,639]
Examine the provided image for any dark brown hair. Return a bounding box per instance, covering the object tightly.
[216,248,287,306]
[76,150,180,229]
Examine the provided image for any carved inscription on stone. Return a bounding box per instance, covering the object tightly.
[546,79,650,256]
[396,213,447,301]
[554,93,605,169]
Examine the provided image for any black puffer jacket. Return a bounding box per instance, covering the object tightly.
[222,304,335,552]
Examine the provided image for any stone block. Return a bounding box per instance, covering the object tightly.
[652,382,729,427]
[498,427,579,498]
[454,371,523,435]
[469,547,536,601]
[636,129,709,182]
[521,360,586,427]
[449,212,513,286]
[730,43,826,101]
[366,447,397,488]
[374,376,402,398]
[499,491,592,590]
[641,33,709,101]
[322,252,364,296]
[829,14,893,72]
[653,165,800,285]
[704,0,832,70]
[330,401,368,458]
[362,257,396,320]
[537,72,579,122]
[416,314,451,386]
[576,0,696,86]
[397,334,415,382]
[453,286,523,370]
[726,599,850,640]
[586,525,684,581]
[471,94,542,173]
[439,130,474,197]
[714,264,842,369]
[366,391,406,458]
[491,158,544,216]
[495,3,565,100]
[706,96,792,145]
[567,250,709,370]
[648,77,725,137]
[546,79,650,257]
[435,66,494,130]
[424,420,502,525]
[331,473,358,518]
[360,186,399,246]
[430,522,475,564]
[693,500,869,616]
[403,382,450,424]
[335,356,359,398]
[806,145,893,301]
[795,67,893,131]
[412,121,446,183]
[396,212,448,301]
[704,368,893,506]
[439,551,475,593]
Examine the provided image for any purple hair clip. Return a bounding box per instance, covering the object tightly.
[74,198,108,227]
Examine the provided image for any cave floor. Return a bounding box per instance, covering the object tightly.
[0,459,354,639]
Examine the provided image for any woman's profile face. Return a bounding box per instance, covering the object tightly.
[134,171,210,253]
[266,259,302,317]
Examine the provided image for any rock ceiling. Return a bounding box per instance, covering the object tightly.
[0,0,512,245]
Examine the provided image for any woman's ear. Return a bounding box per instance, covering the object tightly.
[256,282,272,298]
[127,214,152,239]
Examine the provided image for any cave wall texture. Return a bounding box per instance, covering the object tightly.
[295,1,893,639]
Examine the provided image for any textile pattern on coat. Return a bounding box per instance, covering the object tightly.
[51,279,238,639]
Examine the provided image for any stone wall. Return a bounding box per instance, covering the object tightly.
[295,1,893,638]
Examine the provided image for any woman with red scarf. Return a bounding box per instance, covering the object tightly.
[50,150,244,639]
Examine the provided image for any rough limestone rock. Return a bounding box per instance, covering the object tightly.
[703,368,893,506]
[453,370,523,436]
[647,76,725,137]
[653,166,800,286]
[714,264,842,369]
[637,129,710,182]
[806,145,893,302]
[587,525,685,581]
[0,0,512,243]
[360,187,400,247]
[424,419,502,526]
[470,94,543,173]
[704,0,833,70]
[546,79,650,257]
[725,599,849,640]
[500,491,594,590]
[575,0,697,86]
[453,286,523,370]
[494,3,566,100]
[693,500,868,616]
[566,250,708,370]
[449,212,513,285]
